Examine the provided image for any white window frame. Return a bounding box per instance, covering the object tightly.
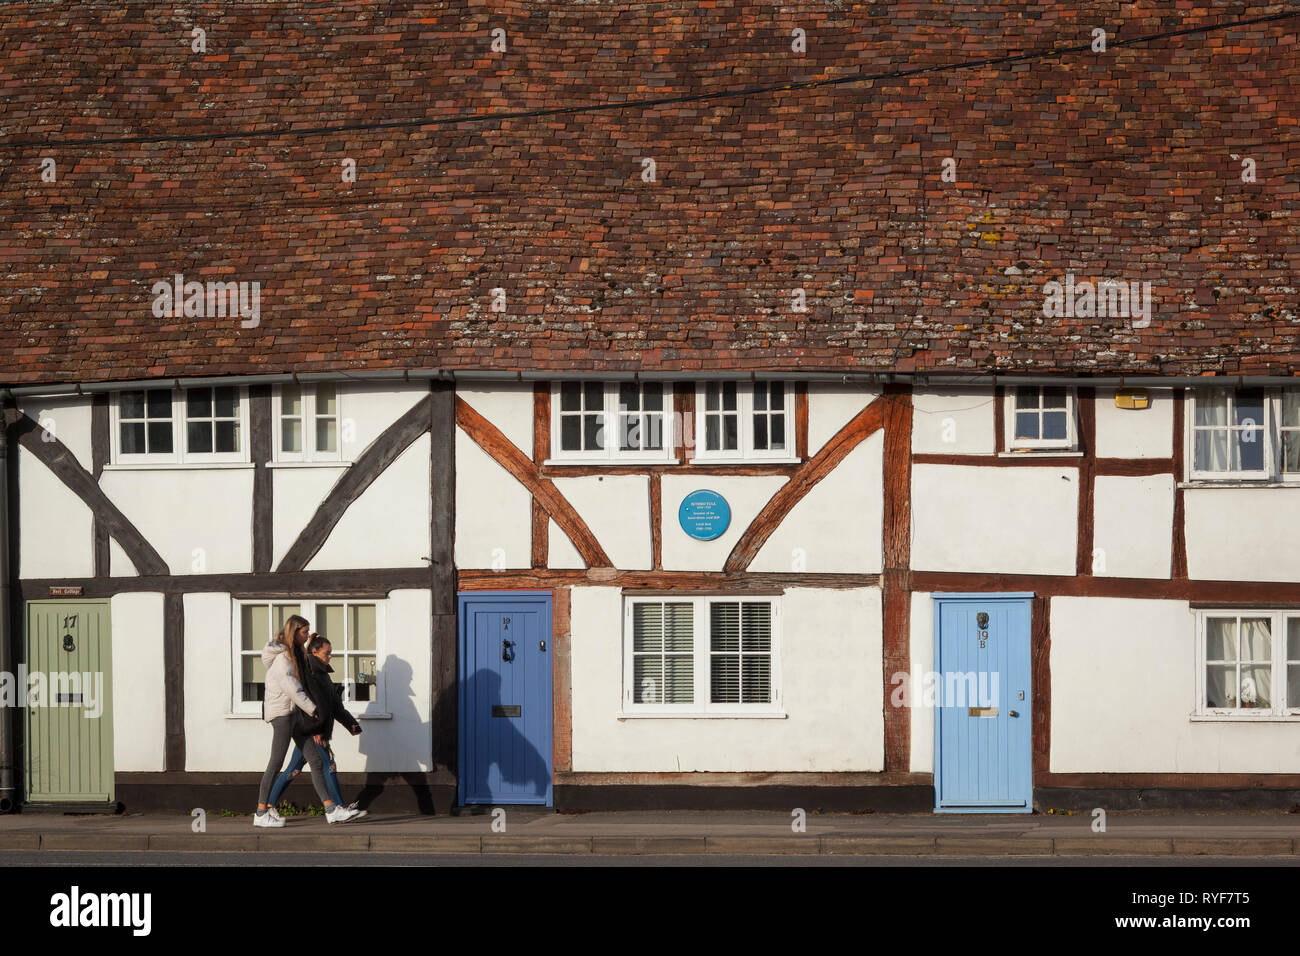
[1185,387,1295,483]
[230,598,386,718]
[621,595,783,717]
[110,386,250,466]
[1194,609,1300,719]
[548,381,675,464]
[271,383,345,464]
[692,381,798,463]
[1004,385,1078,452]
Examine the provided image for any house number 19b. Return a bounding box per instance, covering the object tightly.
[978,629,989,648]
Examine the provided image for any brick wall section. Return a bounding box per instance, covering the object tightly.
[0,2,1296,385]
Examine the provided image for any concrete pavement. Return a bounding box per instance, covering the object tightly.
[4,808,1300,857]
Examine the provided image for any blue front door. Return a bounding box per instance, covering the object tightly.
[458,592,553,806]
[933,594,1033,813]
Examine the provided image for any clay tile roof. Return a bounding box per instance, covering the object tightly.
[1,2,1297,386]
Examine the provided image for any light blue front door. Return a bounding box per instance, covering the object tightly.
[933,594,1033,813]
[458,592,553,806]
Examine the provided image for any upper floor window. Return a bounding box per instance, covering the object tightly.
[550,381,673,463]
[273,383,342,463]
[1188,388,1299,481]
[694,381,795,461]
[112,386,248,465]
[1005,386,1077,452]
[623,596,782,716]
[1197,610,1300,718]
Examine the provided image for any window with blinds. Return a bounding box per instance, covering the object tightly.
[624,596,780,714]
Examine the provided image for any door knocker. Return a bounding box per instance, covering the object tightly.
[502,639,516,662]
[62,634,76,652]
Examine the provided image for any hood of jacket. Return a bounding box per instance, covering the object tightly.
[261,640,288,668]
[306,654,334,676]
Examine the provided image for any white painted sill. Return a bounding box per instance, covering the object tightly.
[543,458,680,466]
[617,711,788,720]
[997,450,1083,458]
[1180,480,1300,489]
[104,462,255,471]
[688,456,802,465]
[225,711,393,720]
[266,461,351,469]
[1188,714,1300,722]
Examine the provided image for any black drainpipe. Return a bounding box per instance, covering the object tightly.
[0,394,15,811]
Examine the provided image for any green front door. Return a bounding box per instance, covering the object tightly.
[24,601,114,803]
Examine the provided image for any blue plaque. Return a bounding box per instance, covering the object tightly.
[678,490,731,541]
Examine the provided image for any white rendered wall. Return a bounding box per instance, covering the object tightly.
[18,397,94,471]
[569,586,882,772]
[552,475,651,570]
[548,520,584,569]
[751,433,883,574]
[1185,488,1300,582]
[110,592,166,771]
[1051,596,1300,773]
[660,475,788,571]
[911,388,996,455]
[183,589,431,772]
[19,443,94,578]
[101,469,253,575]
[457,382,534,458]
[306,434,430,570]
[911,464,1078,575]
[908,590,935,773]
[1094,388,1173,458]
[454,432,532,570]
[807,385,878,455]
[339,384,429,461]
[1092,475,1174,579]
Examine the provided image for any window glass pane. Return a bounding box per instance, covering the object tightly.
[722,382,737,411]
[618,383,639,413]
[1289,664,1300,711]
[633,604,663,653]
[643,383,663,412]
[187,388,211,417]
[316,384,337,416]
[1235,389,1265,428]
[771,382,785,406]
[121,391,144,418]
[282,385,302,417]
[560,416,580,451]
[634,656,662,703]
[282,418,302,453]
[1205,665,1234,708]
[1284,391,1300,428]
[770,414,786,449]
[1235,429,1264,472]
[584,414,603,450]
[146,389,171,418]
[583,382,602,410]
[741,657,771,703]
[1015,389,1038,410]
[754,385,767,411]
[1195,391,1229,426]
[148,421,173,453]
[1283,433,1300,475]
[215,420,238,452]
[705,383,720,412]
[664,655,693,704]
[664,604,693,652]
[1042,411,1067,441]
[316,418,337,453]
[214,387,237,418]
[348,655,376,702]
[241,604,269,651]
[723,415,738,451]
[711,603,740,652]
[1205,619,1236,661]
[754,415,768,450]
[1240,618,1271,661]
[1193,430,1230,472]
[643,412,663,451]
[1014,412,1039,440]
[1288,619,1300,661]
[272,605,301,633]
[349,605,376,652]
[1042,387,1067,409]
[317,604,345,644]
[122,423,145,454]
[742,604,772,652]
[560,382,580,412]
[1241,665,1271,708]
[188,421,213,453]
[710,655,739,704]
[705,416,720,451]
[242,654,267,702]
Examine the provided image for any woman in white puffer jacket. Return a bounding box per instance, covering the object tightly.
[254,615,354,826]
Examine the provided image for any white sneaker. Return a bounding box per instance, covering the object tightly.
[346,802,368,819]
[254,811,285,828]
[326,804,359,824]
[266,807,286,823]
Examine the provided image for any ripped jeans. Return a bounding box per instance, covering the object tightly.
[269,741,345,807]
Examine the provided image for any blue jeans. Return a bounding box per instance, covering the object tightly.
[269,742,345,807]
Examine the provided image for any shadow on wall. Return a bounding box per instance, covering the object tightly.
[354,656,436,813]
[460,668,549,807]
